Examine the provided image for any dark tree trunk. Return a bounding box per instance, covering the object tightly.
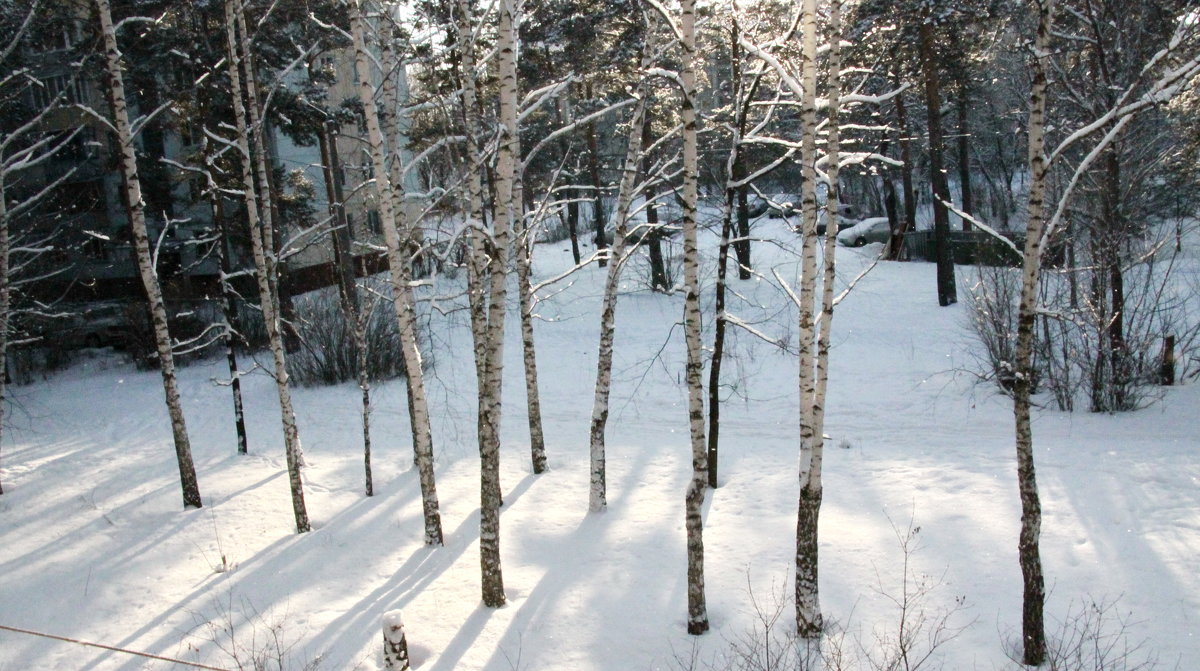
[212,195,249,456]
[319,121,360,317]
[1160,335,1176,385]
[879,138,901,253]
[956,90,974,224]
[567,191,581,265]
[586,89,607,267]
[735,187,751,279]
[641,113,669,291]
[795,483,822,636]
[261,136,300,353]
[919,22,957,305]
[730,19,752,279]
[707,190,734,489]
[1104,149,1128,409]
[890,84,917,261]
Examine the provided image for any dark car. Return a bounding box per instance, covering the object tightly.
[816,204,862,235]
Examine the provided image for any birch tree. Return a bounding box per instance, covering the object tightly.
[938,0,1200,660]
[516,171,548,475]
[679,0,710,637]
[793,0,823,637]
[478,0,522,607]
[350,0,443,547]
[586,25,652,514]
[805,0,842,636]
[223,0,308,532]
[1011,4,1052,662]
[96,0,202,509]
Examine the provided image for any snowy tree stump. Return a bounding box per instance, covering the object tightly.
[383,610,410,670]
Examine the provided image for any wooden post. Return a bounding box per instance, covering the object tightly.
[382,611,410,671]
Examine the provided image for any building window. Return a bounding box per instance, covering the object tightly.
[30,21,77,53]
[30,74,85,109]
[178,119,197,147]
[64,180,105,215]
[82,235,110,261]
[366,210,382,234]
[188,177,205,203]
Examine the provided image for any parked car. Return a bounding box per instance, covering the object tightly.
[816,204,862,235]
[766,194,802,218]
[20,300,134,350]
[837,217,892,247]
[745,194,770,218]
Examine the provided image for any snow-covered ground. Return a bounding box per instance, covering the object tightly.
[1,217,1197,670]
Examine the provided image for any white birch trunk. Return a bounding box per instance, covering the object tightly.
[794,0,822,638]
[454,0,490,397]
[812,0,842,491]
[1013,1,1053,664]
[0,189,10,495]
[586,89,650,513]
[97,0,201,509]
[358,301,374,497]
[473,0,522,608]
[515,180,548,474]
[351,0,443,546]
[224,0,308,532]
[233,3,291,335]
[680,0,709,637]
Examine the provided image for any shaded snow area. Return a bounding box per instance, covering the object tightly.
[2,218,1198,670]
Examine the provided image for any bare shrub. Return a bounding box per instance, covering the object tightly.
[859,516,972,671]
[286,284,408,387]
[626,224,681,292]
[687,514,966,671]
[119,302,223,370]
[966,265,1042,394]
[1005,597,1166,671]
[185,593,322,671]
[967,222,1199,412]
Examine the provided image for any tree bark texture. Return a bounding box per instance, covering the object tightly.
[210,186,248,457]
[587,43,651,514]
[729,16,753,280]
[919,21,957,306]
[889,83,917,261]
[0,188,10,494]
[382,611,411,671]
[358,301,374,497]
[99,0,201,510]
[351,0,443,545]
[474,0,523,608]
[681,0,709,636]
[707,193,730,490]
[641,112,669,293]
[1013,2,1053,663]
[517,211,549,474]
[587,100,607,267]
[234,4,289,351]
[956,90,974,223]
[454,0,490,393]
[513,70,547,474]
[319,122,359,318]
[795,0,822,637]
[225,0,308,532]
[814,0,842,465]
